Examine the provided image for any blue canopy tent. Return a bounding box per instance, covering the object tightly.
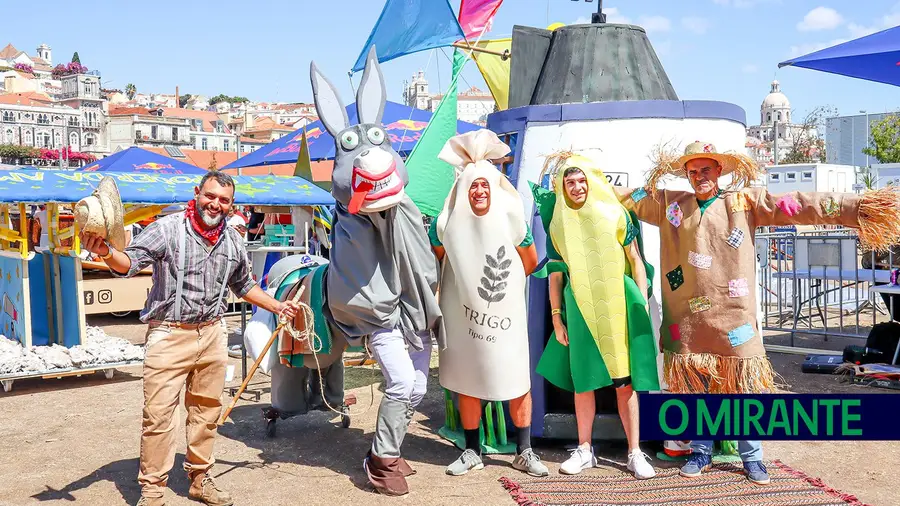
[0,170,334,206]
[81,146,209,174]
[779,25,900,86]
[223,101,481,170]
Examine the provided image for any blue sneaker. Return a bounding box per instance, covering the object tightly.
[679,453,712,478]
[744,460,770,485]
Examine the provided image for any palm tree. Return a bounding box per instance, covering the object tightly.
[125,83,136,100]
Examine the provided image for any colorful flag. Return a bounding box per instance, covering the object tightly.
[351,0,465,73]
[313,205,333,232]
[458,0,503,40]
[293,126,332,192]
[469,38,511,110]
[404,49,466,217]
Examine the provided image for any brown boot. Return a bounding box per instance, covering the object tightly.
[135,495,166,506]
[188,473,234,506]
[397,457,417,477]
[364,451,409,496]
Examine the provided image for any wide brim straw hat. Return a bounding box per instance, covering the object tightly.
[646,140,763,195]
[74,176,126,251]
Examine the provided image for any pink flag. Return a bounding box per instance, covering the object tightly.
[458,0,503,40]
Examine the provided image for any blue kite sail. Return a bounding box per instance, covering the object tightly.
[779,25,900,87]
[0,170,334,206]
[351,0,466,72]
[81,146,208,174]
[223,101,480,170]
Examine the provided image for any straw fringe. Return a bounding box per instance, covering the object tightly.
[857,185,900,253]
[646,143,764,198]
[664,351,779,394]
[539,150,578,192]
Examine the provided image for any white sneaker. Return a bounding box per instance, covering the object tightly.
[559,445,597,475]
[626,450,656,479]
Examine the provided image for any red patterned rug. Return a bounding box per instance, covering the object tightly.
[499,460,869,506]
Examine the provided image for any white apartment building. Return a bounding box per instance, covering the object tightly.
[108,107,193,152]
[402,71,495,126]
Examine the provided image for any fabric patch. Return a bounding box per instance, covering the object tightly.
[728,323,754,347]
[776,194,801,217]
[669,323,681,341]
[689,296,711,313]
[731,194,751,213]
[821,196,841,217]
[666,265,684,291]
[688,251,712,270]
[728,278,749,297]
[631,188,648,203]
[726,227,744,249]
[666,202,683,227]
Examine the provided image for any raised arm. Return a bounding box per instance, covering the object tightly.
[749,186,900,252]
[613,187,672,227]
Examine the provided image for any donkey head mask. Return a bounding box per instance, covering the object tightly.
[310,46,408,215]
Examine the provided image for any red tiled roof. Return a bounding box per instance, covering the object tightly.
[246,116,294,133]
[0,92,56,107]
[239,136,267,144]
[109,106,152,116]
[0,44,21,60]
[156,107,230,134]
[143,147,238,170]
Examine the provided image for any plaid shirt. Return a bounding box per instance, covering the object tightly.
[112,212,255,323]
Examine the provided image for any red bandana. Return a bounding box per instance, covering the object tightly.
[185,199,225,244]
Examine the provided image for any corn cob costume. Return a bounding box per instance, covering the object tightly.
[532,153,659,393]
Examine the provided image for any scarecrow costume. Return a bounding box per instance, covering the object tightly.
[532,152,660,395]
[618,141,900,396]
[431,130,548,477]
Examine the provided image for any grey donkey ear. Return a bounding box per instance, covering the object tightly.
[356,45,386,126]
[310,60,349,137]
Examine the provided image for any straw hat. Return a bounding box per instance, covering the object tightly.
[646,140,763,195]
[74,176,126,251]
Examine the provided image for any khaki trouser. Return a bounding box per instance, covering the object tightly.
[138,319,227,498]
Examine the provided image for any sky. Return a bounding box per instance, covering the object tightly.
[3,0,900,125]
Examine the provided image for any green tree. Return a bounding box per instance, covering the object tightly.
[862,114,900,163]
[210,94,249,105]
[0,144,39,160]
[781,105,836,164]
[179,93,193,108]
[71,52,80,64]
[125,83,137,100]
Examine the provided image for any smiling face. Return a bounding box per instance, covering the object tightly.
[562,168,588,207]
[331,124,407,214]
[468,178,491,215]
[685,157,722,200]
[193,178,234,228]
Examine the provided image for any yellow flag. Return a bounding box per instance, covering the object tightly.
[470,38,511,111]
[293,125,332,191]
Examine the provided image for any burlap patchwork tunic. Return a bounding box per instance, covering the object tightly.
[616,187,863,394]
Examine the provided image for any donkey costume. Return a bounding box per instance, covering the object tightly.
[310,47,442,496]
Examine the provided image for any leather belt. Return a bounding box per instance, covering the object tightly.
[149,316,223,330]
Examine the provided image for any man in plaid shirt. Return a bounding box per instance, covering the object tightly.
[82,171,300,506]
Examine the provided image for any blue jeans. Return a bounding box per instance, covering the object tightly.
[691,440,762,462]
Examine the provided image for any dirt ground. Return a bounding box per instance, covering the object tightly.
[1,314,898,506]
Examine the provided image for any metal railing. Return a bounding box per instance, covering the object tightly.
[757,227,895,353]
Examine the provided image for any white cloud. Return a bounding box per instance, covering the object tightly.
[797,7,844,31]
[639,15,672,33]
[573,16,592,25]
[713,0,781,8]
[605,7,631,25]
[681,16,710,34]
[788,38,848,57]
[742,64,759,73]
[848,23,879,38]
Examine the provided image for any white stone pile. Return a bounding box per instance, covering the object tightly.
[0,326,143,376]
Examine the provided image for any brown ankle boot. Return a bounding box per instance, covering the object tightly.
[188,473,234,506]
[364,451,409,496]
[135,495,166,506]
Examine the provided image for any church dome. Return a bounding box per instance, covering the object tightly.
[762,80,790,109]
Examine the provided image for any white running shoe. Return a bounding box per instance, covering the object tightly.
[559,445,597,475]
[627,450,656,479]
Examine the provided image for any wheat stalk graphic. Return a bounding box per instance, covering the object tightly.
[479,245,511,308]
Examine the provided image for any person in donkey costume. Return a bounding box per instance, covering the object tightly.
[616,141,900,484]
[429,130,548,477]
[531,152,660,479]
[310,47,442,496]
